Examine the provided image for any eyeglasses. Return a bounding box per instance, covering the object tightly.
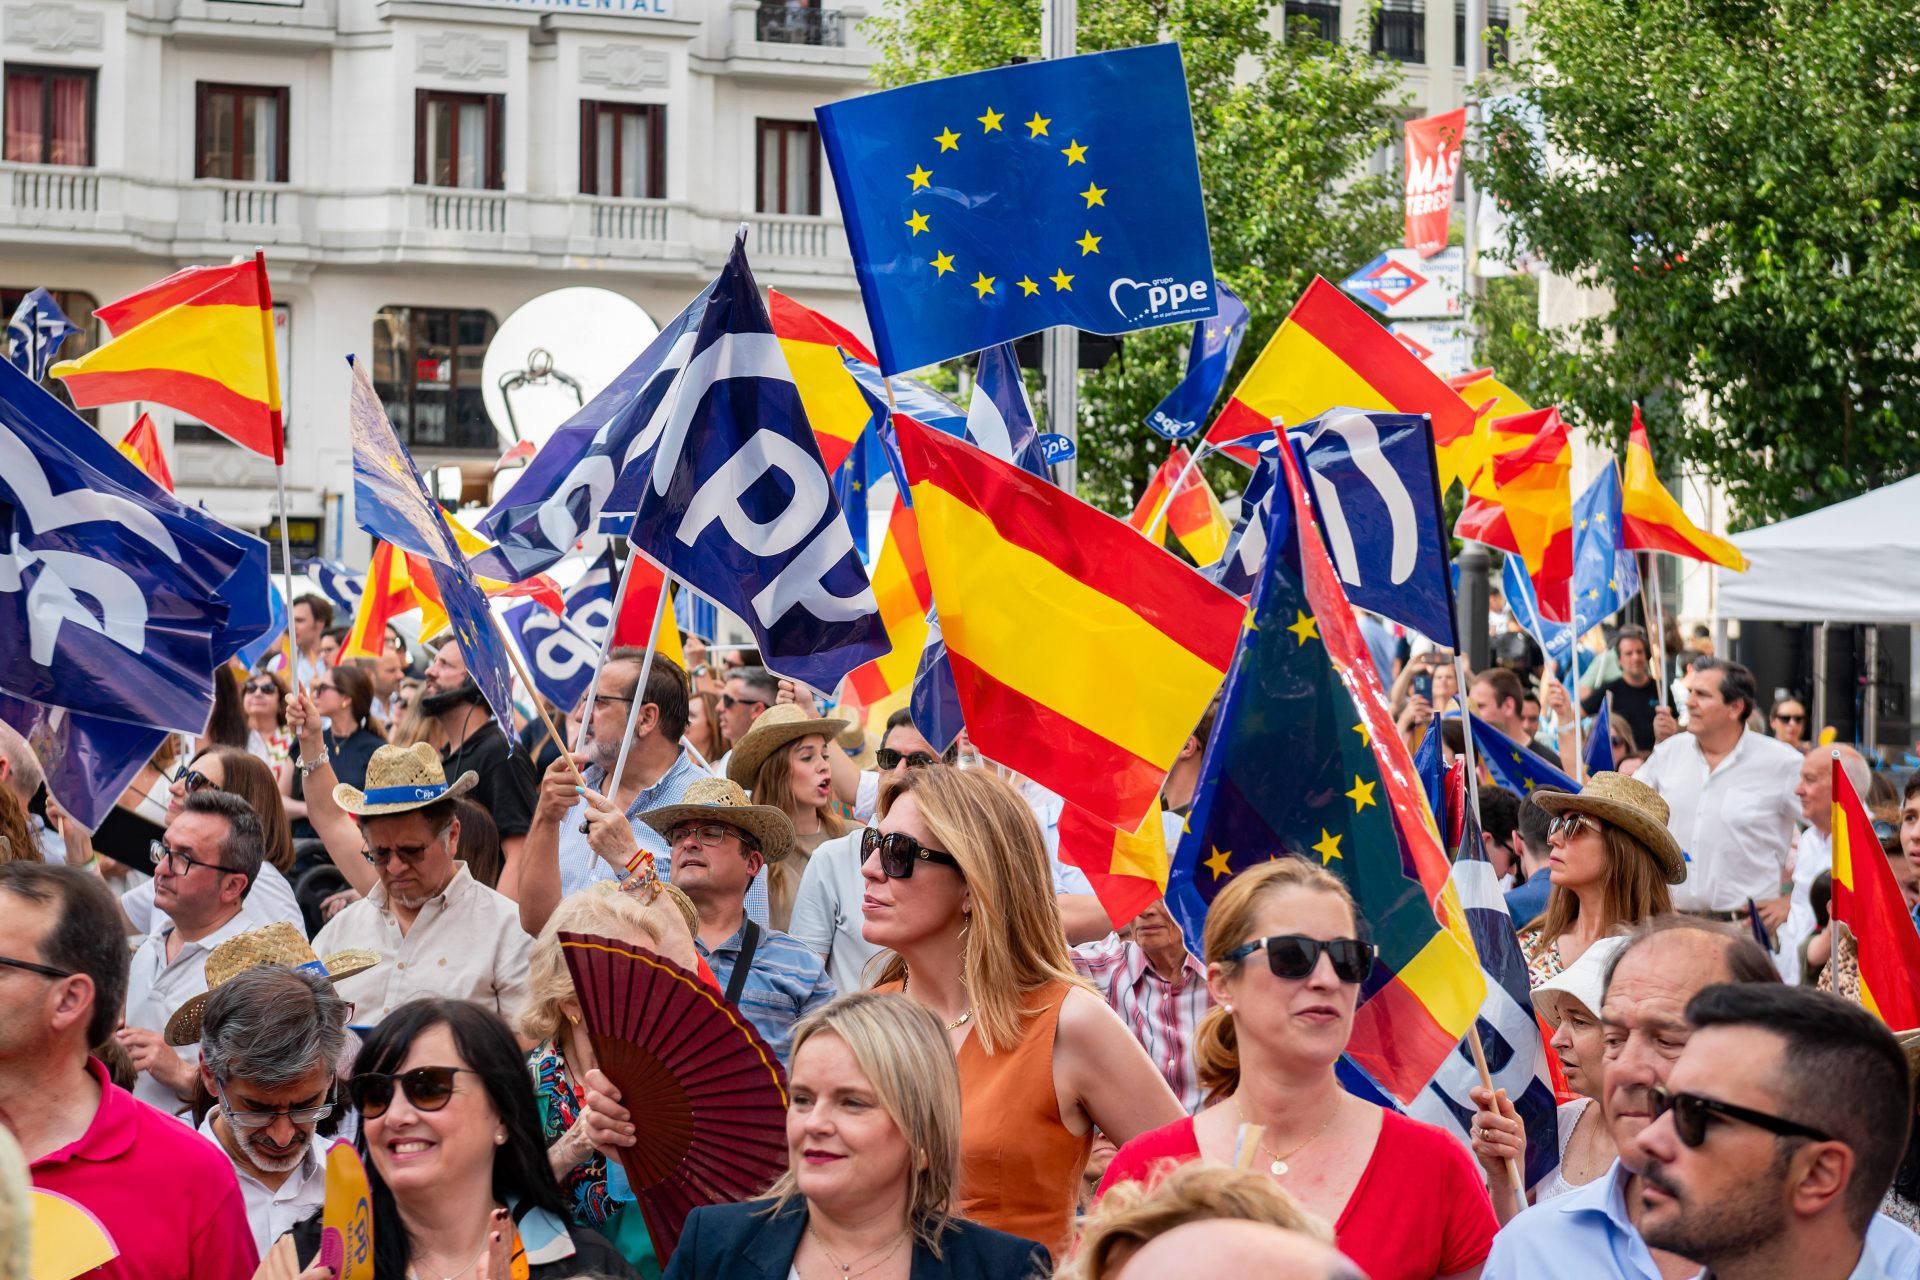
[170,768,216,795]
[349,1066,476,1120]
[1224,934,1375,984]
[861,828,961,879]
[0,954,73,980]
[720,694,765,710]
[244,681,279,695]
[218,1086,336,1130]
[875,748,939,771]
[1648,1085,1830,1149]
[1548,813,1603,840]
[667,822,743,849]
[150,839,240,878]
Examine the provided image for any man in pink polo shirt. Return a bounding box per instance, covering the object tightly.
[0,862,257,1279]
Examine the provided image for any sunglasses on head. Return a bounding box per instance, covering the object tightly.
[350,1066,476,1119]
[875,748,939,771]
[861,827,961,879]
[1225,934,1375,984]
[1647,1085,1830,1149]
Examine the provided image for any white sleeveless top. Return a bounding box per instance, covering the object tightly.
[1535,1096,1595,1203]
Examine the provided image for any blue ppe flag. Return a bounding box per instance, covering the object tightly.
[1145,283,1250,439]
[6,288,80,383]
[966,343,1051,479]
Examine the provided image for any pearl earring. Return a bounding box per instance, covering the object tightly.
[495,1131,507,1146]
[1222,1003,1234,1014]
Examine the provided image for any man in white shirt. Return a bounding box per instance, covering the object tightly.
[117,790,266,1112]
[1633,657,1803,918]
[1777,746,1872,982]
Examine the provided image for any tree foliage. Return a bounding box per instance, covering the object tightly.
[1473,0,1920,527]
[868,0,1406,512]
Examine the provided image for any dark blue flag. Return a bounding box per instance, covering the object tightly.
[307,559,366,622]
[623,235,888,691]
[966,343,1050,479]
[235,581,289,673]
[673,585,719,643]
[1415,715,1446,827]
[501,598,600,717]
[7,288,80,383]
[1469,711,1580,798]
[564,551,617,640]
[843,355,968,439]
[910,607,965,753]
[817,43,1217,373]
[0,693,168,832]
[1585,691,1615,776]
[1212,431,1283,598]
[833,419,890,562]
[1146,283,1250,439]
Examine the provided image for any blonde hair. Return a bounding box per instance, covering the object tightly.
[516,890,669,1045]
[762,993,961,1256]
[1059,1162,1333,1280]
[872,767,1084,1055]
[753,735,849,927]
[1194,859,1359,1103]
[0,788,38,864]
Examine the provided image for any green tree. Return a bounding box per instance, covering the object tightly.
[1472,0,1920,527]
[868,0,1406,512]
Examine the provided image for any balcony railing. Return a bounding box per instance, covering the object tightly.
[756,3,844,46]
[1372,0,1426,63]
[586,196,672,243]
[12,164,98,217]
[426,190,507,234]
[746,212,840,258]
[1284,1,1341,43]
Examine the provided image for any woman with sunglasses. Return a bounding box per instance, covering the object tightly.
[1099,859,1497,1280]
[728,705,858,932]
[1769,696,1810,753]
[1517,773,1684,986]
[861,766,1183,1257]
[284,665,390,829]
[263,999,635,1279]
[242,672,294,783]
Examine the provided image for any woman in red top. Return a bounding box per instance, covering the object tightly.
[1098,859,1496,1280]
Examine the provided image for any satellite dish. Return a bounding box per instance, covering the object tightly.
[481,287,659,451]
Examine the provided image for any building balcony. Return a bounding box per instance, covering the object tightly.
[1371,0,1425,63]
[1283,1,1342,43]
[756,3,843,46]
[716,0,872,82]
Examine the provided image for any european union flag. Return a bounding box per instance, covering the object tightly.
[1469,711,1579,798]
[817,43,1217,374]
[1585,692,1616,775]
[1506,461,1638,670]
[1146,283,1250,440]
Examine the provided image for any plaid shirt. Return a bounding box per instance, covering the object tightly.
[1072,935,1213,1113]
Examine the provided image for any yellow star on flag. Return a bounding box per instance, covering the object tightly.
[1287,611,1319,645]
[1049,268,1074,291]
[1313,829,1344,865]
[1080,181,1107,207]
[930,251,955,276]
[1016,276,1040,296]
[905,209,930,235]
[1076,230,1102,255]
[1352,721,1372,748]
[1523,778,1537,793]
[1061,139,1088,164]
[1026,111,1051,138]
[1242,606,1259,635]
[1204,845,1235,880]
[971,272,996,299]
[935,127,961,152]
[978,106,1004,132]
[1346,777,1377,812]
[907,164,932,191]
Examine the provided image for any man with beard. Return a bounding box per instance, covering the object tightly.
[311,743,531,1025]
[1637,984,1912,1280]
[418,635,537,885]
[514,648,717,936]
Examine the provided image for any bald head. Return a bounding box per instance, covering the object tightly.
[1118,1221,1365,1280]
[0,722,42,806]
[1799,746,1871,833]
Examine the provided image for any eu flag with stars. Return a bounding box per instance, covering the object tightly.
[816,43,1217,374]
[1468,711,1580,798]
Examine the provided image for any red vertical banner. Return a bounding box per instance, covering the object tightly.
[1404,108,1467,257]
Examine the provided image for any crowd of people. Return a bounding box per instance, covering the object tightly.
[4,593,1919,1280]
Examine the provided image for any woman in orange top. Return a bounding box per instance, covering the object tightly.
[859,766,1182,1255]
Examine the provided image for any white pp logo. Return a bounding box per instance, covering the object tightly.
[1108,276,1212,323]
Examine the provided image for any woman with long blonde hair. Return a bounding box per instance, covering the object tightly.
[728,705,858,932]
[858,766,1181,1256]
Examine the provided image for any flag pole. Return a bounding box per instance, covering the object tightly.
[253,248,300,691]
[1564,619,1585,779]
[573,543,643,754]
[1466,1025,1530,1218]
[1143,438,1217,542]
[487,605,588,790]
[607,555,674,794]
[1452,654,1487,828]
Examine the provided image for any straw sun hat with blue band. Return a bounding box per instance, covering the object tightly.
[333,741,479,817]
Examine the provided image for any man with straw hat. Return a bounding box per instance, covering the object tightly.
[311,742,533,1025]
[164,924,372,1254]
[636,777,835,1063]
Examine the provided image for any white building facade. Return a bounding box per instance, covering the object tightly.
[3,0,873,563]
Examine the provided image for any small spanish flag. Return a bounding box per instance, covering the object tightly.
[1621,405,1748,572]
[1058,798,1171,928]
[116,412,174,492]
[768,289,876,475]
[1831,753,1920,1030]
[1128,445,1233,568]
[1456,407,1574,619]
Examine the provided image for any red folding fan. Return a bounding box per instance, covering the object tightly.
[558,932,790,1265]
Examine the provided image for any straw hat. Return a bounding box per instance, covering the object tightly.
[334,741,478,817]
[1531,934,1629,1029]
[637,776,796,864]
[164,922,380,1046]
[725,703,849,791]
[1532,771,1686,885]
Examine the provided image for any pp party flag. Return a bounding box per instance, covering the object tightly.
[624,234,888,692]
[1145,282,1251,440]
[896,414,1243,830]
[1212,432,1284,599]
[309,559,368,622]
[1830,752,1920,1030]
[1205,277,1477,488]
[1469,712,1580,799]
[1456,407,1574,619]
[116,412,173,491]
[768,288,878,474]
[51,257,284,461]
[967,343,1050,479]
[1404,108,1467,258]
[502,598,601,716]
[1622,404,1748,572]
[817,42,1217,374]
[1058,797,1172,930]
[909,605,966,754]
[1129,444,1232,567]
[1168,434,1485,1103]
[1585,692,1615,776]
[346,356,516,740]
[7,287,80,382]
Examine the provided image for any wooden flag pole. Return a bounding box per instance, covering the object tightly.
[488,606,587,791]
[1467,1024,1530,1219]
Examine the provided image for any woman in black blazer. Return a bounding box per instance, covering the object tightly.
[661,993,1050,1280]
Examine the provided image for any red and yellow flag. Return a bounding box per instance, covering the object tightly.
[342,543,424,661]
[1057,798,1170,929]
[1447,367,1534,490]
[1621,405,1747,572]
[52,258,283,461]
[1456,407,1575,618]
[897,417,1244,830]
[1206,277,1477,487]
[1128,445,1232,567]
[843,494,933,711]
[1831,755,1920,1031]
[768,289,877,475]
[608,554,686,671]
[116,412,174,492]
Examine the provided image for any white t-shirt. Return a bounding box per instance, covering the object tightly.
[787,829,888,995]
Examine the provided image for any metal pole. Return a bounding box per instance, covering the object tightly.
[1456,544,1491,672]
[1041,0,1079,493]
[574,544,643,754]
[607,566,673,794]
[1142,440,1218,542]
[1862,624,1878,750]
[1564,621,1585,778]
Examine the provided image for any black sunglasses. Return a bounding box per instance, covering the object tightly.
[1225,934,1375,984]
[1648,1085,1831,1149]
[0,954,74,980]
[719,693,765,710]
[171,767,216,795]
[861,828,961,879]
[875,748,939,771]
[244,680,280,695]
[350,1066,477,1119]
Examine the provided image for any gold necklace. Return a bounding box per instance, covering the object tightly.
[807,1224,908,1277]
[901,968,973,1030]
[1234,1097,1340,1177]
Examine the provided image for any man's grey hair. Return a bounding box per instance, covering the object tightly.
[200,965,349,1090]
[0,721,44,802]
[727,665,779,704]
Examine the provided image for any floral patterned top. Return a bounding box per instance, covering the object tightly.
[1518,928,1567,989]
[529,1043,658,1277]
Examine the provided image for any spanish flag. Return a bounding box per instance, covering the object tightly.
[1057,798,1170,929]
[842,496,933,710]
[768,289,876,475]
[116,412,174,492]
[1205,277,1477,488]
[1128,445,1233,568]
[897,416,1244,830]
[1621,405,1748,572]
[1455,407,1575,618]
[1830,754,1920,1030]
[1447,367,1534,491]
[607,554,686,671]
[342,524,563,662]
[52,257,283,461]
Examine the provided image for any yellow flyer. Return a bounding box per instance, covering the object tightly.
[318,1140,374,1280]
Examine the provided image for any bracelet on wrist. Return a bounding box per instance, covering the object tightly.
[298,752,330,777]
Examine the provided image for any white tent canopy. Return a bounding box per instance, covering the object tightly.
[1716,473,1920,623]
